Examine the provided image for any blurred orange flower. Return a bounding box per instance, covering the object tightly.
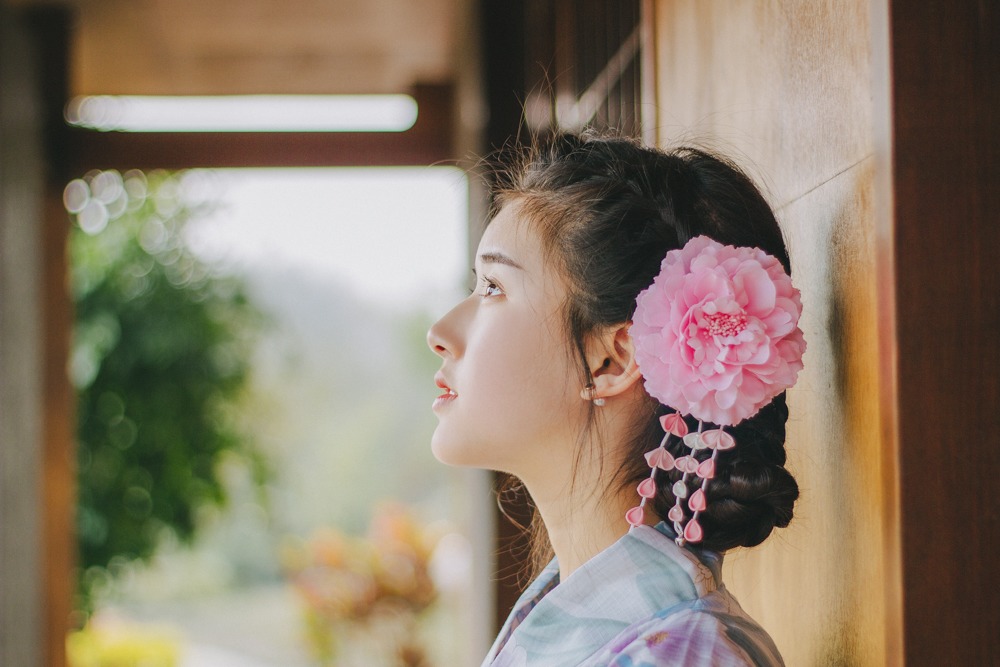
[284,504,440,665]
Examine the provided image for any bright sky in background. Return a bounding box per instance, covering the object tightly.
[186,167,469,312]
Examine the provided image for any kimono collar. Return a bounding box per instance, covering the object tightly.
[483,522,724,667]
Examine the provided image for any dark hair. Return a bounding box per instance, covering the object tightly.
[492,132,799,560]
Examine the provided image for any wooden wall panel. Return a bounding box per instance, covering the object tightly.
[653,2,886,664]
[884,1,999,663]
[656,0,1000,663]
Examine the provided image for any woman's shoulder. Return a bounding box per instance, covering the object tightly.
[590,591,785,667]
[583,525,784,666]
[484,525,784,667]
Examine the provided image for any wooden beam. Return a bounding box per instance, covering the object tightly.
[64,84,455,172]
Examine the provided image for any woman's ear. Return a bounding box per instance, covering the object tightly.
[578,322,642,402]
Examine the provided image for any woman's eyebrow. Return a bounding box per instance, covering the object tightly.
[478,251,524,270]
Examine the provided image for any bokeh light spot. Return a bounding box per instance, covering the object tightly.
[64,179,91,213]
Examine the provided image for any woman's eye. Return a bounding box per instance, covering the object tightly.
[481,278,503,298]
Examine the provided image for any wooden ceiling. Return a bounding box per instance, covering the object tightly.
[11,0,462,95]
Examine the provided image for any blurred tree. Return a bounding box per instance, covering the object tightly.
[66,169,266,610]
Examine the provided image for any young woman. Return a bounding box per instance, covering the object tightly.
[427,133,806,666]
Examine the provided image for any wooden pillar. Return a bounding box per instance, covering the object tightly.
[0,8,46,667]
[41,185,75,667]
[2,7,76,667]
[31,7,78,667]
[876,0,1000,662]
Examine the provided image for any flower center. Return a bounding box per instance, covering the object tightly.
[704,312,748,337]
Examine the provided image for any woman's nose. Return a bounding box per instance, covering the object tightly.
[427,300,467,359]
[427,320,449,358]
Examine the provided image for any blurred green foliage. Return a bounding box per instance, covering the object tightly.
[68,170,266,610]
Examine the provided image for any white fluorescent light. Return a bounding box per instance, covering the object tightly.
[65,95,419,133]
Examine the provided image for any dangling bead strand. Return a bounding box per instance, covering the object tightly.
[625,413,737,548]
[670,421,703,545]
[625,412,687,529]
[677,425,736,546]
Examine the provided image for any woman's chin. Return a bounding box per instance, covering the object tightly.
[430,432,491,469]
[430,438,472,467]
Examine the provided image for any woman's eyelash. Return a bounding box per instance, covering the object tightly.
[467,269,504,297]
[479,275,503,297]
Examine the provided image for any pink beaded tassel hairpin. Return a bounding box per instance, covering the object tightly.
[624,236,806,546]
[626,414,735,545]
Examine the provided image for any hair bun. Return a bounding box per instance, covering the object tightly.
[701,459,799,548]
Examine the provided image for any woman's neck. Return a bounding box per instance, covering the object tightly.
[516,392,654,579]
[549,496,630,579]
[523,459,636,580]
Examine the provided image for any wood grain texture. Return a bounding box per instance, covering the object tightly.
[654,1,886,664]
[0,8,46,667]
[41,187,75,667]
[31,9,78,667]
[655,0,1000,663]
[886,0,1000,662]
[66,0,457,96]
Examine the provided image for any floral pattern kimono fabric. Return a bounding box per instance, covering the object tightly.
[482,523,784,667]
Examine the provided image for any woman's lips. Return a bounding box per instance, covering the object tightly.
[433,376,457,410]
[432,388,457,410]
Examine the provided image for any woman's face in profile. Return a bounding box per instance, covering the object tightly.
[426,203,585,477]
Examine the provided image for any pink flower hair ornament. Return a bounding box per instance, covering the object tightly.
[624,236,806,546]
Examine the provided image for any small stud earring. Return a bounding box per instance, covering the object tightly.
[587,385,606,407]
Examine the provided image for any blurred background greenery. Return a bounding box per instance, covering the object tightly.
[64,167,472,667]
[69,169,267,613]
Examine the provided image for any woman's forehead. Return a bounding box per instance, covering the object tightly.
[478,204,539,266]
[479,204,571,298]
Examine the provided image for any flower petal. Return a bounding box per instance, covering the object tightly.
[702,429,736,450]
[696,458,716,479]
[625,506,645,527]
[632,236,805,427]
[659,413,689,437]
[688,488,707,512]
[683,519,704,543]
[644,448,675,470]
[674,455,699,474]
[683,432,706,450]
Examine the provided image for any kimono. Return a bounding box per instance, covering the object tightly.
[482,523,783,667]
